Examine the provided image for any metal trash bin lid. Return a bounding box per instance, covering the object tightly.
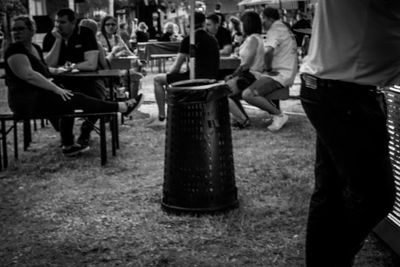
[168,79,224,92]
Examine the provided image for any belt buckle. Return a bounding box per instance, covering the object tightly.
[303,74,318,89]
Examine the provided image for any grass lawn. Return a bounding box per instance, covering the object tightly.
[0,109,399,266]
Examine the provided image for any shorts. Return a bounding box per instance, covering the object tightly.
[248,76,283,97]
[166,72,190,84]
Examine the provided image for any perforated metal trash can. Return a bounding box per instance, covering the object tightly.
[162,79,238,214]
[374,85,400,255]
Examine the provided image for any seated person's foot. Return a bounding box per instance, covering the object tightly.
[62,143,90,157]
[123,94,144,117]
[263,116,273,125]
[267,113,288,131]
[145,115,166,127]
[231,118,251,129]
[77,135,90,149]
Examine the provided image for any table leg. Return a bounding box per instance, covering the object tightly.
[13,120,18,160]
[100,116,107,166]
[1,120,8,169]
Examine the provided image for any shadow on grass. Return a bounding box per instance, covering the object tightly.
[0,115,398,266]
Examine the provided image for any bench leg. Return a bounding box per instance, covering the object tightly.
[111,116,117,156]
[13,120,18,160]
[0,121,3,171]
[100,116,107,166]
[0,136,2,171]
[115,115,120,150]
[1,120,8,169]
[23,119,31,151]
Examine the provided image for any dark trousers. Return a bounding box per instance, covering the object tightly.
[35,89,118,147]
[300,74,396,267]
[56,79,107,146]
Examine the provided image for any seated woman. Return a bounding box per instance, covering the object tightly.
[225,11,265,128]
[5,15,143,156]
[97,16,144,96]
[158,22,180,42]
[228,16,244,54]
[135,22,150,43]
[97,16,135,61]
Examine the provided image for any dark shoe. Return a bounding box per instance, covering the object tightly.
[62,144,90,157]
[232,118,251,129]
[77,135,90,148]
[123,94,144,117]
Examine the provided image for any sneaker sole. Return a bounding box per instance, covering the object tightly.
[145,122,166,128]
[267,117,289,131]
[63,146,90,157]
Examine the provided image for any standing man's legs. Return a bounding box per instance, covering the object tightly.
[300,75,395,266]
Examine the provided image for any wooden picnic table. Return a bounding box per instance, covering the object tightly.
[52,69,129,101]
[109,56,138,70]
[137,41,181,62]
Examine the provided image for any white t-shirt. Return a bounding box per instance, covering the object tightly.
[262,20,298,87]
[239,33,265,76]
[300,0,400,87]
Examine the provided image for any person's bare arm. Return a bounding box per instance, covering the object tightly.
[44,28,63,67]
[73,50,99,71]
[168,53,187,74]
[264,46,275,72]
[220,44,232,56]
[8,54,73,101]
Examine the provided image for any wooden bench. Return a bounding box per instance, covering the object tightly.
[149,53,177,73]
[0,111,119,170]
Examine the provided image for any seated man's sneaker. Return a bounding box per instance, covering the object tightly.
[62,144,90,157]
[267,113,288,131]
[146,116,166,128]
[77,135,90,148]
[263,116,273,125]
[123,94,144,117]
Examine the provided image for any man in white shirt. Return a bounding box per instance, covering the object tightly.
[241,7,297,131]
[300,0,399,266]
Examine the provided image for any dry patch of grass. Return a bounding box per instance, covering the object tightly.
[0,113,398,266]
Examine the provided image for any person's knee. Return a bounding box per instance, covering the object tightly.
[154,74,167,86]
[242,88,256,101]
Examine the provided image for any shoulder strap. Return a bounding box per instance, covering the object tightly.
[103,33,113,52]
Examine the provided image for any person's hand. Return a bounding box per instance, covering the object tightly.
[224,74,234,82]
[55,87,73,101]
[116,50,130,57]
[111,45,125,56]
[51,27,62,40]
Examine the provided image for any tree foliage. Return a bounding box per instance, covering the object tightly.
[0,0,27,16]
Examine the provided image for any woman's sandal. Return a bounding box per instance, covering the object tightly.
[123,94,144,117]
[232,118,251,129]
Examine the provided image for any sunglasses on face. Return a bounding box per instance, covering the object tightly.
[11,27,27,32]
